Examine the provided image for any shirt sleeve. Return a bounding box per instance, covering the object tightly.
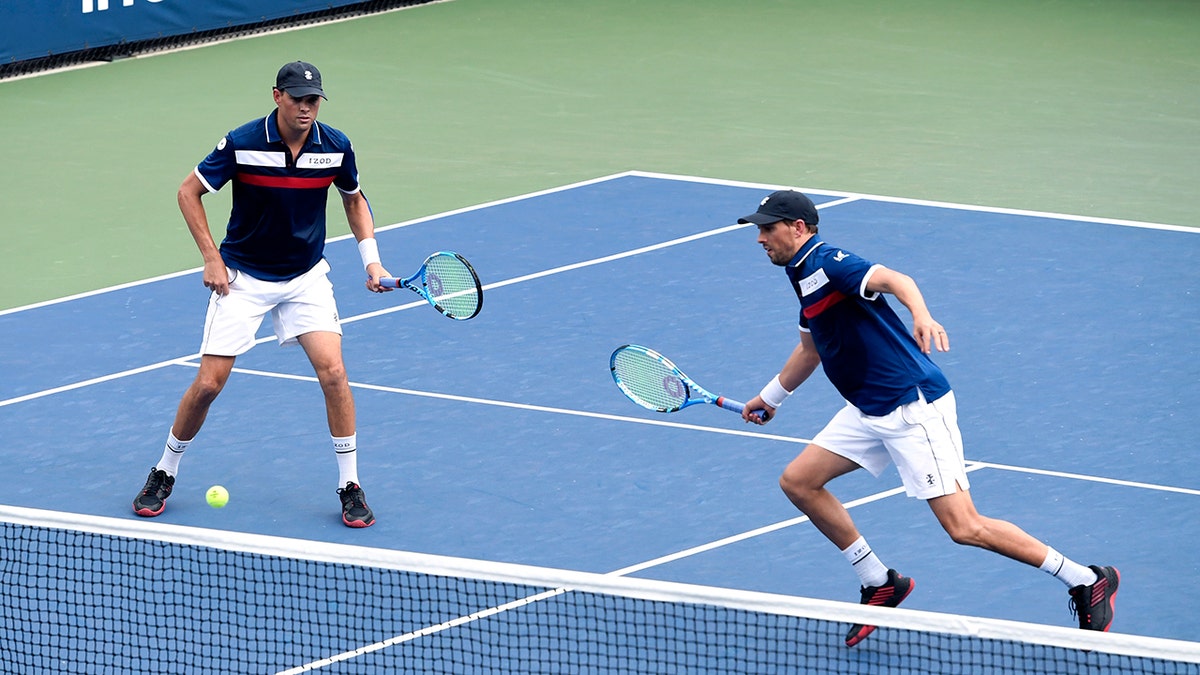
[824,249,875,298]
[195,134,237,193]
[334,143,361,195]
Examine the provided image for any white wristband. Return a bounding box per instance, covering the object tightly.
[759,374,792,409]
[357,238,381,271]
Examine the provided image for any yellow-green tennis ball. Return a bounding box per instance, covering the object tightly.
[206,485,229,508]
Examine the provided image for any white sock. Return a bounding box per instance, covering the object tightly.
[842,536,890,588]
[1039,547,1098,588]
[155,432,191,478]
[333,434,359,488]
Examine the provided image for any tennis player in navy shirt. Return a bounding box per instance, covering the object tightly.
[737,190,1118,644]
[132,61,390,528]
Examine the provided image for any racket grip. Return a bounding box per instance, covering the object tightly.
[377,277,401,289]
[716,397,770,422]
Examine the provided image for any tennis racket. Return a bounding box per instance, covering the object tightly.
[609,345,768,421]
[380,251,483,320]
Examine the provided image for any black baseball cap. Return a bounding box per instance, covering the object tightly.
[275,61,326,99]
[737,190,819,226]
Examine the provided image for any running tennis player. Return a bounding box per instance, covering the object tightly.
[737,190,1118,645]
[132,61,389,528]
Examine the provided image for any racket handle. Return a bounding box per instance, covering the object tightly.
[716,397,770,422]
[377,277,401,289]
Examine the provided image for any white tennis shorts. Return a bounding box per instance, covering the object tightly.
[199,259,342,356]
[812,390,969,500]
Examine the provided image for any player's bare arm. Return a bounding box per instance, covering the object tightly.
[865,266,948,354]
[342,190,390,292]
[178,171,229,295]
[742,332,822,425]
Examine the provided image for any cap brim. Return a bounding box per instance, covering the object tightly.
[737,211,785,225]
[281,86,327,99]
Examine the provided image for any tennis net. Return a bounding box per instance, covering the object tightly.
[2,505,1197,674]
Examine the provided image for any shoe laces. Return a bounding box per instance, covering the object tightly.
[1068,589,1089,622]
[143,469,170,495]
[339,483,365,509]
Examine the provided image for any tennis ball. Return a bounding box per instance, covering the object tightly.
[206,485,229,508]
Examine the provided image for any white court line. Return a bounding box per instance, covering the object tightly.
[628,170,1200,234]
[275,587,573,672]
[0,209,800,407]
[972,461,1200,497]
[342,216,840,324]
[0,170,638,317]
[4,171,1194,668]
[185,363,1200,500]
[0,355,200,409]
[279,449,1200,671]
[6,168,1192,317]
[294,489,941,671]
[276,476,948,673]
[202,364,809,445]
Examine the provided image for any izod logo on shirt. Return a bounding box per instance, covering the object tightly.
[799,268,830,297]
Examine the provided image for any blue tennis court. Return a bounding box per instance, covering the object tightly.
[2,173,1198,662]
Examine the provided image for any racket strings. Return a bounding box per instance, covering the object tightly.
[611,350,688,411]
[424,254,481,319]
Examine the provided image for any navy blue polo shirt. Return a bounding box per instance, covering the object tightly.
[194,110,361,281]
[785,235,950,416]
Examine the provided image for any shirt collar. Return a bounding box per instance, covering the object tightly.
[788,234,824,269]
[263,110,322,147]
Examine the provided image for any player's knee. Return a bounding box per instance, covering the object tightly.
[315,361,348,388]
[779,467,814,504]
[190,373,227,403]
[943,519,987,548]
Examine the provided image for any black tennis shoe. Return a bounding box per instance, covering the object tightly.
[845,569,915,647]
[132,467,174,517]
[338,482,375,528]
[1069,565,1120,631]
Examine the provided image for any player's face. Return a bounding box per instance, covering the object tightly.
[273,89,322,135]
[757,220,804,266]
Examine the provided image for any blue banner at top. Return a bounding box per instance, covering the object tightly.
[1,0,365,65]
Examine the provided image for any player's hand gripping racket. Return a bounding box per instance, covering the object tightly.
[379,251,483,320]
[609,345,768,421]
